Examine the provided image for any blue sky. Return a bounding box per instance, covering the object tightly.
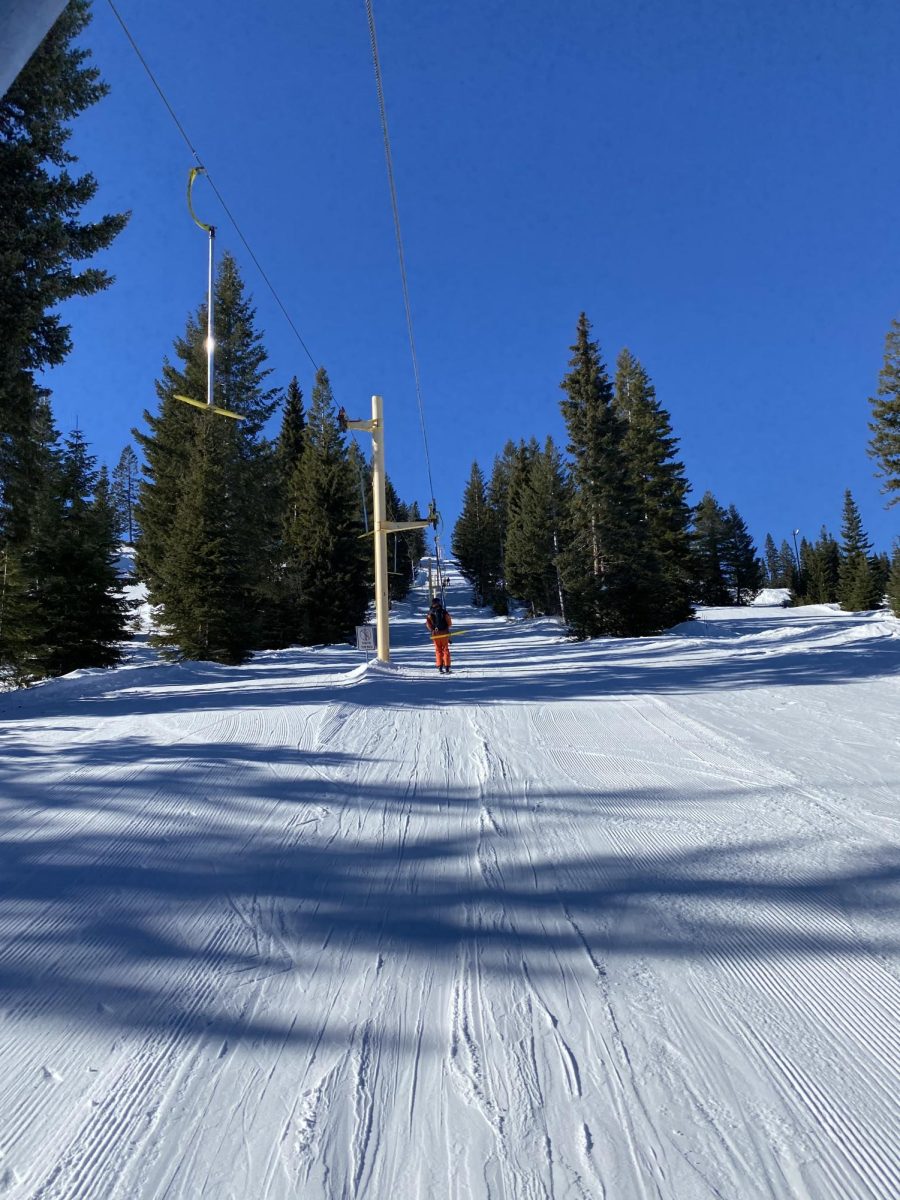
[45,0,900,552]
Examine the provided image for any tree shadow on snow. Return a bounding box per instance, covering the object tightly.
[0,741,898,1049]
[1,612,896,726]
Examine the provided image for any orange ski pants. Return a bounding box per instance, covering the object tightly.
[432,631,451,668]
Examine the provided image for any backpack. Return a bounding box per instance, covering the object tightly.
[431,604,449,632]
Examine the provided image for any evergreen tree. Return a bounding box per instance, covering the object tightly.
[690,492,732,605]
[452,462,501,606]
[613,348,693,628]
[870,550,891,601]
[505,437,570,617]
[26,428,127,677]
[0,398,60,682]
[406,501,428,576]
[347,441,372,534]
[0,544,43,687]
[841,555,884,612]
[763,534,780,586]
[868,318,900,508]
[789,537,811,603]
[485,440,520,611]
[283,367,369,643]
[135,253,280,660]
[111,444,140,545]
[887,543,900,618]
[777,540,797,588]
[155,418,252,662]
[720,504,763,604]
[558,315,654,637]
[275,376,306,495]
[795,539,815,604]
[499,439,534,606]
[487,441,519,541]
[133,360,203,596]
[796,526,840,604]
[200,258,280,647]
[763,537,796,588]
[255,378,309,650]
[0,0,127,547]
[817,529,841,602]
[837,489,882,611]
[384,478,419,602]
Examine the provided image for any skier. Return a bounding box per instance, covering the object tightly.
[426,596,453,673]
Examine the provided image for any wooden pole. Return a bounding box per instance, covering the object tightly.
[340,397,434,666]
[370,395,390,663]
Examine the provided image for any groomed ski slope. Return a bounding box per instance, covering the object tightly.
[1,568,899,1200]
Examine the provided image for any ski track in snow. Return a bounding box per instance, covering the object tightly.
[0,576,899,1199]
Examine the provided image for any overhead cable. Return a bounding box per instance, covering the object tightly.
[105,0,319,373]
[363,0,438,510]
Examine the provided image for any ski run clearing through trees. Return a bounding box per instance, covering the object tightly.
[1,564,899,1200]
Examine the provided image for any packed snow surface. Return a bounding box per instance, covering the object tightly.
[2,569,899,1199]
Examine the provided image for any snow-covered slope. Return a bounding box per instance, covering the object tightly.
[1,569,898,1199]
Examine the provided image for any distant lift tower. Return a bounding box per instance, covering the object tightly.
[339,396,435,664]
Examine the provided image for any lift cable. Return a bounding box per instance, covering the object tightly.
[363,0,438,517]
[105,0,318,373]
[107,0,436,583]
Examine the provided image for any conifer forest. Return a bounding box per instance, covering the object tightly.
[1,2,899,686]
[3,8,900,1200]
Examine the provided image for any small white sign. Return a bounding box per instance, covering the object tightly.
[356,625,376,652]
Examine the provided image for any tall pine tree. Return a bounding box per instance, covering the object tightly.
[0,0,127,549]
[870,550,891,600]
[808,527,840,603]
[868,318,900,508]
[452,462,502,607]
[0,544,43,687]
[0,396,59,680]
[499,440,535,608]
[258,377,308,648]
[887,542,900,618]
[26,428,127,678]
[763,534,780,586]
[720,504,763,605]
[485,440,521,613]
[838,489,882,611]
[283,367,369,644]
[690,492,732,605]
[558,315,653,637]
[135,253,279,661]
[384,477,419,602]
[504,437,570,617]
[111,444,140,545]
[275,377,306,500]
[613,348,693,627]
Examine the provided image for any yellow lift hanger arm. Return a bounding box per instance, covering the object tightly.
[173,167,244,420]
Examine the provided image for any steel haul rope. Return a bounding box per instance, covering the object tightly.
[105,0,319,373]
[363,0,439,519]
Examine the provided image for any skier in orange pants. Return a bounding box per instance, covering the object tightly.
[426,597,452,673]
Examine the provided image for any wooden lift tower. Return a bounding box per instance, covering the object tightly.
[340,395,435,664]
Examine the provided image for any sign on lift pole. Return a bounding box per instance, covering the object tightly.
[340,396,435,664]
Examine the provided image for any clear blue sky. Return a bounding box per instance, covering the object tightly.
[45,0,900,552]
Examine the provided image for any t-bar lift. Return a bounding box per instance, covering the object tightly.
[339,395,436,664]
[174,167,244,421]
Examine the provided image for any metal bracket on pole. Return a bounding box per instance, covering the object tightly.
[342,417,378,434]
[339,397,434,663]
